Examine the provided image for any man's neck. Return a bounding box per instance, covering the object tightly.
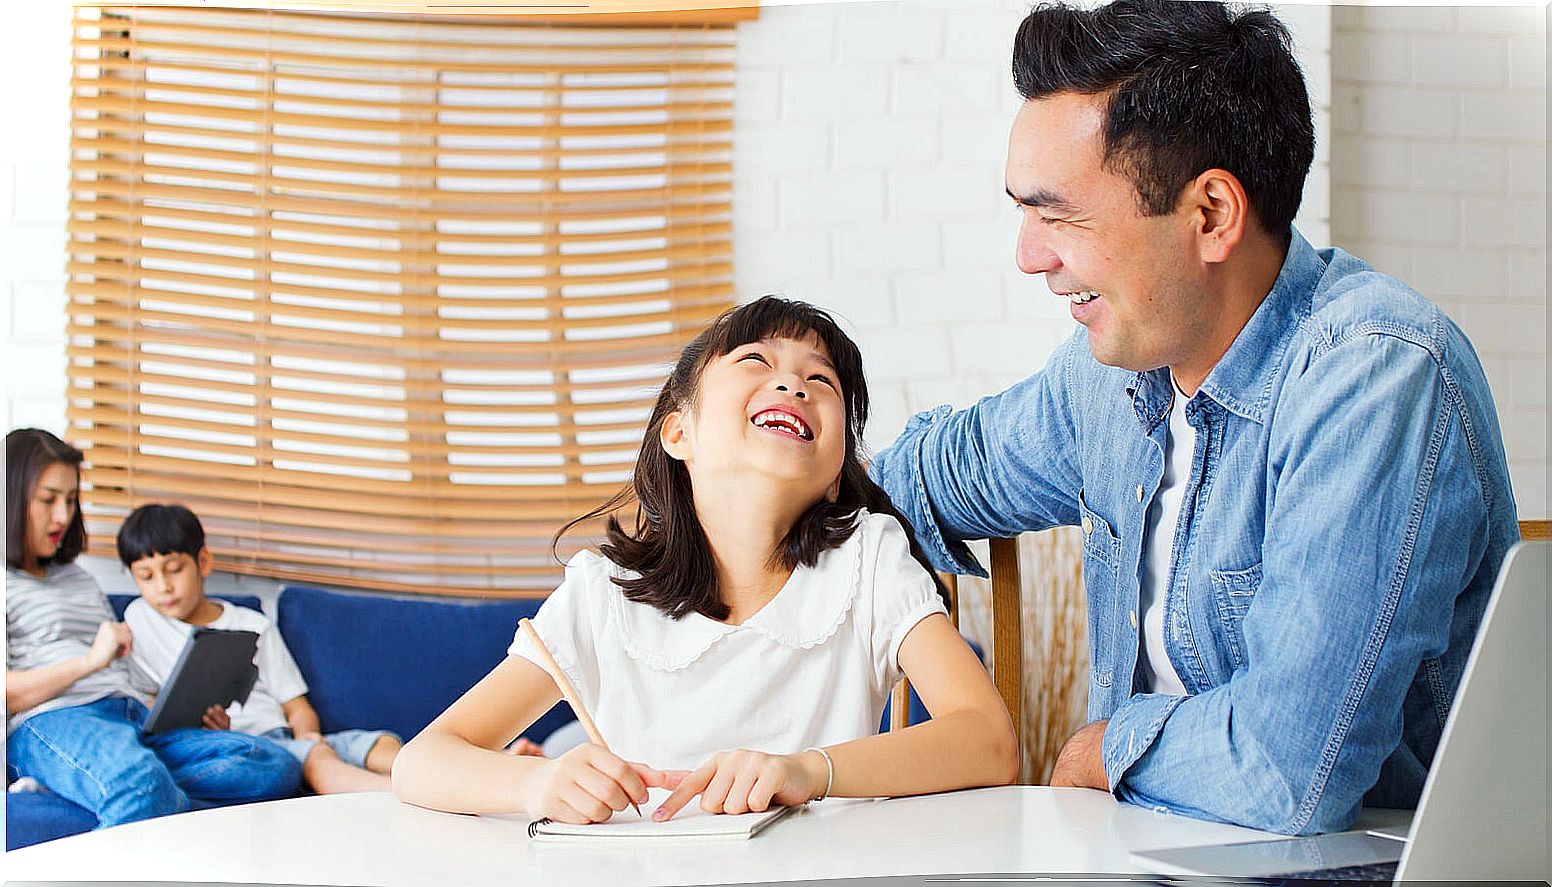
[1172,232,1289,397]
[691,474,804,624]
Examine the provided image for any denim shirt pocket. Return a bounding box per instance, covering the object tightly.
[1209,562,1263,671]
[1078,490,1122,688]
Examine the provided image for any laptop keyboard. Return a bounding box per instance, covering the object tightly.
[1250,859,1400,883]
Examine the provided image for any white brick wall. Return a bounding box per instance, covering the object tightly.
[1331,4,1548,518]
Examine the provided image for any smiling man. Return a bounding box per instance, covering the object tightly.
[870,0,1520,834]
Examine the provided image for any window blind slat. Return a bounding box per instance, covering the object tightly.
[69,6,734,593]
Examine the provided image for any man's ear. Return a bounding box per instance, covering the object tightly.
[659,410,691,462]
[1187,167,1249,264]
[196,545,214,578]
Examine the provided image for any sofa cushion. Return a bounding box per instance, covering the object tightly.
[276,585,573,745]
[5,792,99,851]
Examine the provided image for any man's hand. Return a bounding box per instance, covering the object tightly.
[201,705,231,730]
[1050,719,1110,790]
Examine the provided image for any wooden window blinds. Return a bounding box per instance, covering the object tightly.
[66,6,735,595]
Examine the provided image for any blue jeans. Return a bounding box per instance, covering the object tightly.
[7,696,301,828]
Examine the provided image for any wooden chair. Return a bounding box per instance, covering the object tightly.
[891,519,1551,785]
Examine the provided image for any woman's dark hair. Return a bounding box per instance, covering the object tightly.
[557,296,948,621]
[1012,0,1314,244]
[117,503,206,567]
[6,428,87,571]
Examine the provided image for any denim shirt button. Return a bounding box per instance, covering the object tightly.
[1135,484,1144,502]
[1129,609,1138,629]
[1082,515,1093,535]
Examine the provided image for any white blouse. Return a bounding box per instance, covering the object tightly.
[507,509,948,772]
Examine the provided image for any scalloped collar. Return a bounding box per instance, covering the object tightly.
[605,520,866,673]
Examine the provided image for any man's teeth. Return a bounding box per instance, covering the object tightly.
[1067,290,1100,304]
[751,410,812,440]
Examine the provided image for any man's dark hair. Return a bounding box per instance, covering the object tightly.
[1013,0,1314,243]
[117,503,206,567]
[556,296,948,622]
[6,428,87,571]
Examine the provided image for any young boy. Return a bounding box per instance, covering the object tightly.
[118,503,401,794]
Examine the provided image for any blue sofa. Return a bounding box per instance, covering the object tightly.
[8,584,936,849]
[7,586,568,849]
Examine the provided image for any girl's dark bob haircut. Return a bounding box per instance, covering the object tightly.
[6,427,87,572]
[557,296,948,621]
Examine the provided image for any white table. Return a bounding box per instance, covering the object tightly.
[4,787,1408,886]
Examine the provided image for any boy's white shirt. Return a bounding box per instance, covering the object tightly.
[507,509,948,773]
[123,598,309,736]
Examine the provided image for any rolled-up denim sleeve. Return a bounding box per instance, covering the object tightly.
[870,334,1085,576]
[1102,333,1494,835]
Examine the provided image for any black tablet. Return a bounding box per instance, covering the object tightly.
[141,628,261,735]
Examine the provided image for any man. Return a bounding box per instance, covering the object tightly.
[871,0,1519,835]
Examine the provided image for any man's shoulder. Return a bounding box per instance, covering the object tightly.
[1303,247,1452,357]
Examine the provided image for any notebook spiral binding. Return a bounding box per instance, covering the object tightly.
[527,818,552,839]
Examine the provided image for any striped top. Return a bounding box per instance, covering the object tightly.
[5,563,143,735]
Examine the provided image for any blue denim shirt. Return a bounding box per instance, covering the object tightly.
[871,230,1519,835]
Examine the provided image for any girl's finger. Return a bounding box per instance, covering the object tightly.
[549,793,599,825]
[632,763,677,789]
[560,783,615,823]
[722,766,761,815]
[653,762,715,821]
[572,762,630,813]
[747,769,781,812]
[699,764,736,815]
[592,753,649,806]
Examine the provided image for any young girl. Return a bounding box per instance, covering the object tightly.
[5,428,300,827]
[392,297,1018,824]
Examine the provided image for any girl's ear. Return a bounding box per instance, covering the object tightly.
[660,410,691,462]
[825,474,840,503]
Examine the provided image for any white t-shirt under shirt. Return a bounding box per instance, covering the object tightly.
[507,509,949,773]
[1137,375,1193,697]
[124,598,309,736]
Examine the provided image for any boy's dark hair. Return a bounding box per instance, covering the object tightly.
[6,428,87,572]
[1013,0,1314,244]
[117,503,206,567]
[557,296,948,622]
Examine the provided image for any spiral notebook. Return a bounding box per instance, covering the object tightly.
[527,789,797,842]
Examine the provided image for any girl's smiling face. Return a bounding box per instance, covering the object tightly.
[660,332,847,505]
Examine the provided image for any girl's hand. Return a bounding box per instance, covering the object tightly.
[520,743,666,824]
[202,705,231,730]
[84,621,132,671]
[652,749,825,822]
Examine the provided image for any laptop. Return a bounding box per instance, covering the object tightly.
[1132,540,1548,883]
